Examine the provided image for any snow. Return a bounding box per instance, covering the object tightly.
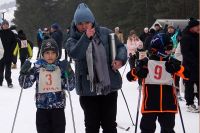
[0,47,199,133]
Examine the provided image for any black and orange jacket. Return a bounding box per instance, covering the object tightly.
[131,55,188,113]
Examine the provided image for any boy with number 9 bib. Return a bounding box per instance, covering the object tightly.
[126,33,189,133]
[18,38,75,133]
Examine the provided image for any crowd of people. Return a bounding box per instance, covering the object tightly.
[0,2,199,133]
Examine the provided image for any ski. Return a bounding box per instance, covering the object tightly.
[117,124,130,131]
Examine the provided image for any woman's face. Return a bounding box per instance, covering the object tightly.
[131,34,138,41]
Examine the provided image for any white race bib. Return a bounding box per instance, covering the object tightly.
[38,67,62,93]
[145,60,173,85]
[21,40,28,48]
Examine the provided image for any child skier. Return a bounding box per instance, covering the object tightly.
[126,33,189,133]
[18,38,75,133]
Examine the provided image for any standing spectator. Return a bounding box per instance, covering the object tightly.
[167,25,183,97]
[13,30,33,67]
[50,23,63,59]
[114,26,124,43]
[154,23,162,34]
[180,18,199,112]
[65,3,127,133]
[127,30,143,69]
[139,27,149,43]
[36,28,43,59]
[144,28,156,51]
[127,30,144,87]
[10,26,18,69]
[43,27,50,40]
[0,20,16,88]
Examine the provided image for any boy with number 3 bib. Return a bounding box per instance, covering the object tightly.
[126,33,189,133]
[18,38,75,133]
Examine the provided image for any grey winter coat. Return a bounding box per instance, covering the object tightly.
[65,23,127,96]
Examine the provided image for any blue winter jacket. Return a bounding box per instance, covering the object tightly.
[18,59,75,109]
[65,23,127,96]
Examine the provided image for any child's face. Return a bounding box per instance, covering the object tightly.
[43,50,57,64]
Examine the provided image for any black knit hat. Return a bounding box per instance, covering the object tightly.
[41,38,59,57]
[188,18,199,29]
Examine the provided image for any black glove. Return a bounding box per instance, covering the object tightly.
[60,59,74,78]
[126,68,138,82]
[136,57,149,78]
[165,57,181,73]
[136,67,148,78]
[136,57,148,68]
[20,60,31,75]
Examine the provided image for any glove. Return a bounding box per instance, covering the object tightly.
[136,66,148,78]
[136,57,148,68]
[165,57,181,73]
[135,57,149,78]
[60,59,74,78]
[126,68,138,82]
[20,60,31,75]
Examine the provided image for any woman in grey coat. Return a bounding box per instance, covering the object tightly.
[65,3,127,133]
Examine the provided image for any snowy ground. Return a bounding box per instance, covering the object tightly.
[0,47,199,133]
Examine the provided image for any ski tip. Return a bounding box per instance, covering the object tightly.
[126,127,130,131]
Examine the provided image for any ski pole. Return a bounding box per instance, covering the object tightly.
[135,84,142,133]
[173,76,186,133]
[121,58,129,76]
[66,76,76,133]
[11,76,26,133]
[120,59,135,126]
[120,89,135,126]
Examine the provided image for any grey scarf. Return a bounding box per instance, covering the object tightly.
[86,35,111,95]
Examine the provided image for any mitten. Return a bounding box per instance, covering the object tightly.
[20,60,31,75]
[126,68,138,82]
[136,57,148,67]
[136,57,149,78]
[165,57,181,73]
[60,59,74,78]
[136,66,148,78]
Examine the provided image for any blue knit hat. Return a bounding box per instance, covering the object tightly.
[150,33,173,57]
[73,3,95,25]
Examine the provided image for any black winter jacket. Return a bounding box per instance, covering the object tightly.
[0,29,16,62]
[180,29,199,81]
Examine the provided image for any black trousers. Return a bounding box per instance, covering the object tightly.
[140,113,175,133]
[0,59,12,85]
[20,57,27,67]
[36,108,66,133]
[12,55,17,64]
[80,91,118,133]
[37,45,41,59]
[184,80,199,105]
